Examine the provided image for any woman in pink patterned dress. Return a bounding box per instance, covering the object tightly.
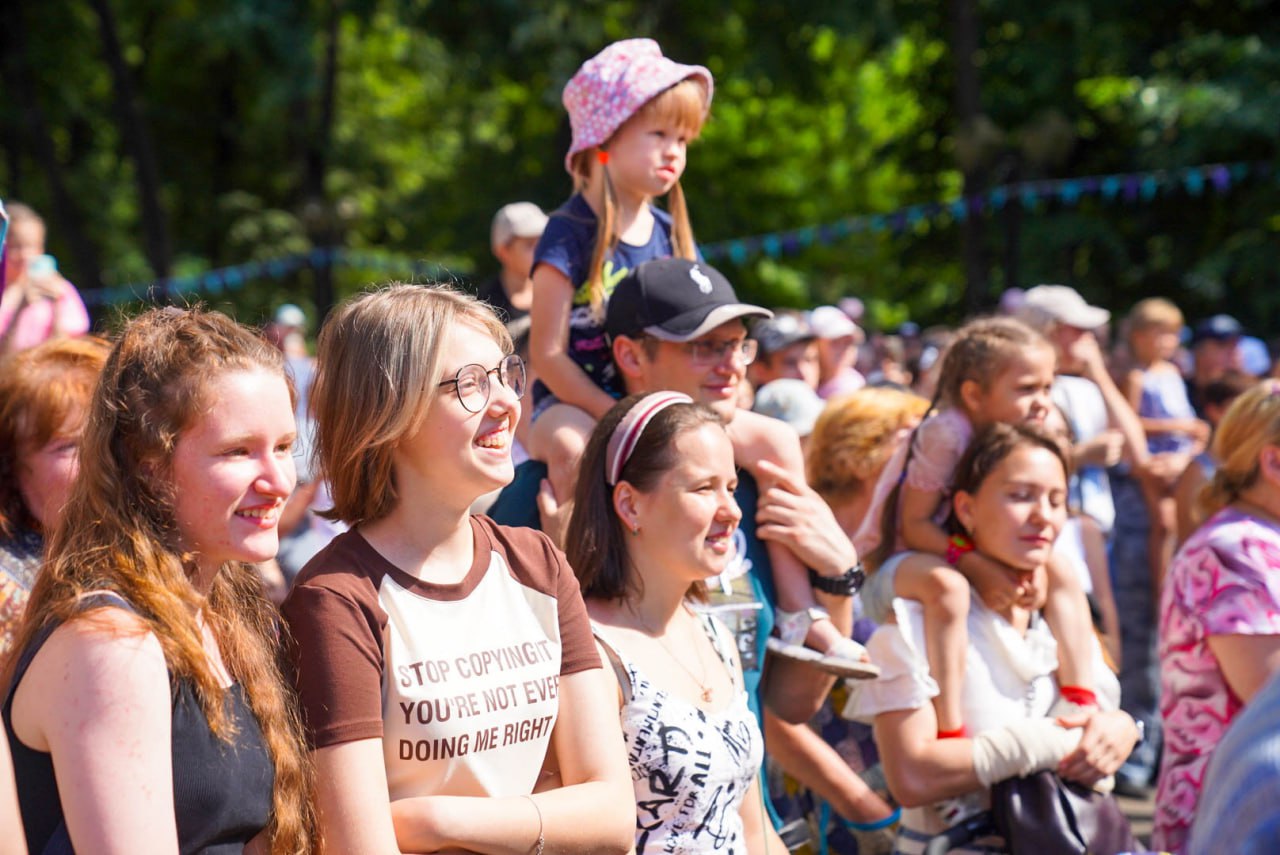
[1155,380,1280,853]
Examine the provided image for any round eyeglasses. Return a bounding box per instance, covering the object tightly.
[437,354,527,413]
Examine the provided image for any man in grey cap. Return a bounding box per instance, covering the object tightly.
[747,312,821,391]
[476,202,548,323]
[1019,283,1160,796]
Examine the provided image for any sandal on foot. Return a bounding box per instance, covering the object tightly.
[819,636,880,680]
[766,636,880,680]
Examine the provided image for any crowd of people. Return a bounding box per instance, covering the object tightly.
[1,36,1278,855]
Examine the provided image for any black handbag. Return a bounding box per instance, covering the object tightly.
[991,770,1137,855]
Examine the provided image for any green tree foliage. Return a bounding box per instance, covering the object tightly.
[2,0,1278,329]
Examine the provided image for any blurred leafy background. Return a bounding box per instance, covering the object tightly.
[3,0,1279,332]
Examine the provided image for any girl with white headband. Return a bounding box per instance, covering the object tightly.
[565,392,787,853]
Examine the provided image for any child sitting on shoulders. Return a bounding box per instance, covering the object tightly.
[856,316,1099,740]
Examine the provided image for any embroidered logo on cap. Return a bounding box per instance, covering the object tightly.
[689,265,713,294]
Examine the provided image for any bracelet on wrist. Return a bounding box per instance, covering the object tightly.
[807,562,865,596]
[945,533,975,566]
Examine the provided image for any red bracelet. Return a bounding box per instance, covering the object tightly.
[1060,685,1099,709]
[945,533,974,566]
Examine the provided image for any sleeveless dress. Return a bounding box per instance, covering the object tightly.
[1139,368,1198,455]
[594,612,764,854]
[3,593,275,854]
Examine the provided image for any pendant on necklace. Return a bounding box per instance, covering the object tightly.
[701,687,713,702]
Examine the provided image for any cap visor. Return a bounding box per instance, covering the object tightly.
[644,304,773,342]
[1061,305,1111,329]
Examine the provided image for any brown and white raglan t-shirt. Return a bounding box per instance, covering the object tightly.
[282,515,600,799]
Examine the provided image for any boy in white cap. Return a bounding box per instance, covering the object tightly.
[477,202,548,323]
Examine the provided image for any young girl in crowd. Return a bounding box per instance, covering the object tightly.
[1123,298,1210,586]
[281,285,633,854]
[3,308,314,853]
[529,38,711,500]
[532,43,860,670]
[857,316,1098,739]
[567,392,786,853]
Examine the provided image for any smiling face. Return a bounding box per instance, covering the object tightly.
[395,321,521,505]
[169,368,297,578]
[965,344,1056,427]
[624,422,741,583]
[623,319,751,423]
[954,443,1069,572]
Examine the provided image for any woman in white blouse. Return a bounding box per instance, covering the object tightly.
[849,423,1139,853]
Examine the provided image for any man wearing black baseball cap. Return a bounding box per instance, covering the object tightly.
[604,257,773,341]
[490,257,866,719]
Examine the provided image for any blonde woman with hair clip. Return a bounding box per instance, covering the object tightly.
[1155,379,1280,853]
[282,284,633,855]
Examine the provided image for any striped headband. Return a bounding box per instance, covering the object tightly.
[605,392,693,486]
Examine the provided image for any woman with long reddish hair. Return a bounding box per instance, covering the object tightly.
[0,335,110,654]
[3,307,314,853]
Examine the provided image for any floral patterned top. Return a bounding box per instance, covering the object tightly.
[1155,506,1280,853]
[0,528,42,657]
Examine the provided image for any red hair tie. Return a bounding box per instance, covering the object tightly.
[596,149,610,165]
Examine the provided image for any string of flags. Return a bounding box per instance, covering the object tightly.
[83,160,1268,307]
[81,248,455,307]
[700,161,1261,263]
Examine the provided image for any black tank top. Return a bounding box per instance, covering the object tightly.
[3,594,275,853]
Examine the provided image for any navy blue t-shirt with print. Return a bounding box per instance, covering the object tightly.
[531,193,677,406]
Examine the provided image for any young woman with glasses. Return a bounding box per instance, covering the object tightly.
[281,284,633,854]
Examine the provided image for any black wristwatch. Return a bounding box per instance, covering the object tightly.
[807,562,865,596]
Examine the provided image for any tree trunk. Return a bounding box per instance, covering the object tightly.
[305,0,342,320]
[86,0,172,283]
[1,2,106,294]
[1002,155,1022,292]
[949,0,987,314]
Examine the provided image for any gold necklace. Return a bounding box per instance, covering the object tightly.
[640,606,715,703]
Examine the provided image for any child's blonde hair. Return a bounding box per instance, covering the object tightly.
[568,78,708,318]
[864,316,1050,572]
[1127,297,1184,334]
[933,316,1051,411]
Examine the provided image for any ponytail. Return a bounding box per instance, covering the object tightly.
[864,385,945,573]
[1197,380,1280,521]
[583,164,619,319]
[667,179,698,262]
